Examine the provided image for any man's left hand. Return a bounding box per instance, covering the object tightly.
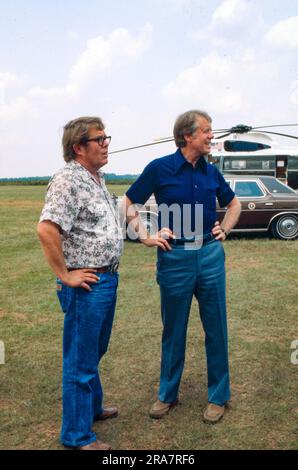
[212,221,227,241]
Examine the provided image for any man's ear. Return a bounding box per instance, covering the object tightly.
[183,134,191,145]
[73,143,83,157]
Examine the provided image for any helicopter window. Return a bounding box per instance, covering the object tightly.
[223,159,246,170]
[259,178,295,194]
[224,141,271,152]
[223,156,275,171]
[234,181,264,198]
[262,161,270,169]
[288,156,298,170]
[231,160,246,170]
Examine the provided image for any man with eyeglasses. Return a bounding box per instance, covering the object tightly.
[124,110,241,424]
[37,117,123,450]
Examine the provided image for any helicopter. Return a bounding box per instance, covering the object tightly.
[110,124,298,190]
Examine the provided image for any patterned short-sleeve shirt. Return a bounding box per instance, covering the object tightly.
[39,160,123,268]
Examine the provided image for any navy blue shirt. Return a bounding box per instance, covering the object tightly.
[126,148,235,237]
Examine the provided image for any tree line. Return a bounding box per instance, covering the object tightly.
[0,174,137,185]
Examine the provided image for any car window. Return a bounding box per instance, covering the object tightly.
[260,178,296,194]
[234,181,264,197]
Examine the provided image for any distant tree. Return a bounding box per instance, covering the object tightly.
[0,174,138,186]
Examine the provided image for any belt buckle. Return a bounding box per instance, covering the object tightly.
[110,262,119,273]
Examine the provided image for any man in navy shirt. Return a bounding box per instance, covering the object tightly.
[125,110,241,423]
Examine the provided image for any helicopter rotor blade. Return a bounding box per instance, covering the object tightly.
[214,126,298,140]
[214,132,232,139]
[153,136,174,141]
[251,124,298,130]
[213,124,298,133]
[253,130,298,139]
[152,124,298,141]
[214,129,298,140]
[109,123,298,154]
[109,138,174,154]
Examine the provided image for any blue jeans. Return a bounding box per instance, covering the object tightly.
[56,272,118,448]
[156,239,230,406]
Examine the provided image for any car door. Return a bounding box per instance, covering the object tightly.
[216,178,276,230]
[233,179,275,229]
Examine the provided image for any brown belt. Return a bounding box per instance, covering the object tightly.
[68,263,119,273]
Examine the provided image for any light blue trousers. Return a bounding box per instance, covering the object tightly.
[156,239,230,406]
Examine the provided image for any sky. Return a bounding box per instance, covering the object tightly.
[0,0,297,178]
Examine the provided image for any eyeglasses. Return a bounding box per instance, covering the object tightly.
[85,135,112,146]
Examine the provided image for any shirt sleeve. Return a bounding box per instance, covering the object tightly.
[39,174,81,233]
[126,159,158,205]
[216,169,235,208]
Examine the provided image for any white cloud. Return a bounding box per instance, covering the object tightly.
[163,50,278,118]
[212,0,248,24]
[68,24,153,93]
[0,72,25,105]
[0,72,24,89]
[24,24,153,100]
[0,24,153,120]
[0,96,39,120]
[181,3,298,126]
[164,52,241,112]
[191,0,264,45]
[28,86,66,99]
[158,0,195,10]
[265,16,298,49]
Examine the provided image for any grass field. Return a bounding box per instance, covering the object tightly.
[0,185,297,450]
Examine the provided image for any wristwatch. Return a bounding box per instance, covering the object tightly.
[221,227,228,237]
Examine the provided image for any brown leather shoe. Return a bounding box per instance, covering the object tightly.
[149,399,179,419]
[78,439,112,450]
[94,406,118,421]
[203,403,225,423]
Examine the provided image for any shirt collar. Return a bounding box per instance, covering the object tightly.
[68,160,103,183]
[173,148,208,175]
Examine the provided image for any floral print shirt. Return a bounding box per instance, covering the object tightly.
[39,160,123,268]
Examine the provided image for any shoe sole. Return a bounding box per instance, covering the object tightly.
[203,413,224,424]
[94,411,118,421]
[203,407,226,424]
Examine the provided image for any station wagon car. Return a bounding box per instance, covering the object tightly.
[217,175,298,239]
[122,175,298,240]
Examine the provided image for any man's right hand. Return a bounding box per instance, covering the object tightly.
[142,227,175,251]
[37,221,100,291]
[61,269,100,291]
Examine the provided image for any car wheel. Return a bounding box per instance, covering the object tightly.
[270,214,298,240]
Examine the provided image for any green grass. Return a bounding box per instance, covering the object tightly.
[0,185,297,450]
